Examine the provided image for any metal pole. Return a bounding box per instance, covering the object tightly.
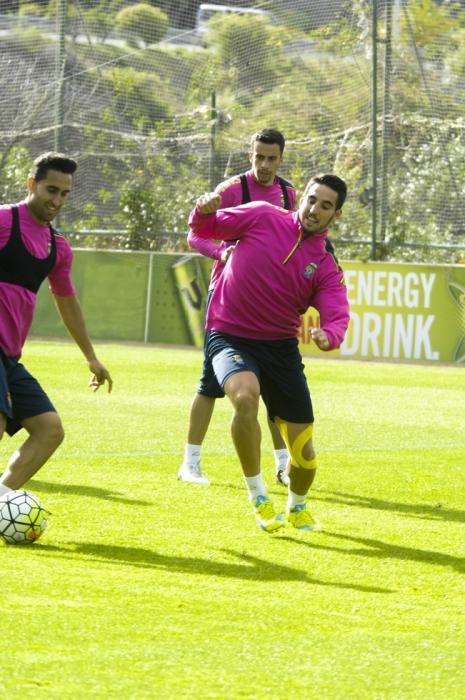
[380,0,393,242]
[208,89,216,191]
[55,0,66,153]
[371,0,378,260]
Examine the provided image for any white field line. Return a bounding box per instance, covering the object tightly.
[51,444,465,459]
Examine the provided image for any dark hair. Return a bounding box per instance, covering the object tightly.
[30,152,77,182]
[250,128,285,155]
[306,173,347,209]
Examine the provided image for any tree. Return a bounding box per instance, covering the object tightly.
[206,14,281,98]
[119,150,207,250]
[0,47,57,179]
[115,3,169,47]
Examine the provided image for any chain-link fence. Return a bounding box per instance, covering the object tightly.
[0,0,464,262]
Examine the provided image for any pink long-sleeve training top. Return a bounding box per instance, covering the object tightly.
[188,201,349,349]
[187,170,296,290]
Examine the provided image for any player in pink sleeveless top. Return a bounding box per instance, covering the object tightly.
[0,152,112,499]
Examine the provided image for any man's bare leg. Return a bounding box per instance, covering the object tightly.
[267,417,289,484]
[0,412,64,490]
[224,371,261,477]
[178,393,216,484]
[224,371,283,531]
[278,420,320,530]
[186,393,216,444]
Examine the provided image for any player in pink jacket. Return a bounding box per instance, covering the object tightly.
[188,173,349,532]
[179,129,296,486]
[0,152,112,499]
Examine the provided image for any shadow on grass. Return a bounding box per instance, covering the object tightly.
[32,541,392,592]
[314,489,465,525]
[29,479,151,506]
[283,531,465,574]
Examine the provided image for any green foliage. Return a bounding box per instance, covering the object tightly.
[2,0,465,261]
[103,65,172,126]
[206,14,281,98]
[81,6,114,40]
[247,56,370,139]
[17,2,44,17]
[115,3,168,47]
[9,24,49,53]
[377,116,465,262]
[0,145,31,202]
[311,0,370,54]
[400,0,456,52]
[119,154,207,250]
[45,0,79,22]
[444,25,465,82]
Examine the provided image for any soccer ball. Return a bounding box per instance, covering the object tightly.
[0,490,47,544]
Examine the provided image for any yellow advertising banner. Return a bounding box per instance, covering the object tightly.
[299,262,465,363]
[171,255,209,348]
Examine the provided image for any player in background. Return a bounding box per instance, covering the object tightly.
[0,152,112,497]
[178,128,295,486]
[188,174,349,532]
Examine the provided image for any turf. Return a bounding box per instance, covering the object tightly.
[0,340,464,698]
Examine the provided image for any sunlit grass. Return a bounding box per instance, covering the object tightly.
[1,340,464,698]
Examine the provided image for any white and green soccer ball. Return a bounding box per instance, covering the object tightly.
[0,490,47,544]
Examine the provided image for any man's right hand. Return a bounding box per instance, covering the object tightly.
[220,244,236,265]
[196,192,221,214]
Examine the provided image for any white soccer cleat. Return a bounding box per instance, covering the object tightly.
[177,463,210,485]
[276,469,290,486]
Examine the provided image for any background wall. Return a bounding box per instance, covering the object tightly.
[31,251,465,364]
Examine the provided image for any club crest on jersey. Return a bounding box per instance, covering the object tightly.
[303,262,317,279]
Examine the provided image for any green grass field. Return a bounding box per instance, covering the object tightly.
[1,340,464,699]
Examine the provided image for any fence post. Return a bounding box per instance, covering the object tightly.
[371,0,378,261]
[144,252,154,343]
[54,0,66,154]
[208,89,217,191]
[380,0,393,243]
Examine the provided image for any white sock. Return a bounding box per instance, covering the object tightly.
[184,444,201,466]
[288,490,306,510]
[0,484,12,496]
[244,474,266,503]
[274,449,289,473]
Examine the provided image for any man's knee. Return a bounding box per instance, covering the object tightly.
[232,389,259,415]
[50,415,65,447]
[45,413,65,447]
[225,374,260,415]
[24,412,65,447]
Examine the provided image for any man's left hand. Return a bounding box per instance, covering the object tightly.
[310,327,331,351]
[88,360,113,393]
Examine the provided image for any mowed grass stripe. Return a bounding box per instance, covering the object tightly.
[0,340,463,699]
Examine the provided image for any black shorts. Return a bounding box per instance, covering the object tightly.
[197,291,225,399]
[206,331,314,424]
[0,351,56,436]
[197,330,225,399]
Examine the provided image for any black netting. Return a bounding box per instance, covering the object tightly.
[0,0,464,261]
